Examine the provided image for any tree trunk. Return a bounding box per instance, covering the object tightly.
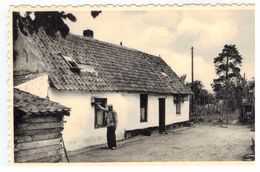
[226,56,229,84]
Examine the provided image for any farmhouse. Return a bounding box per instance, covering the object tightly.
[14,29,192,151]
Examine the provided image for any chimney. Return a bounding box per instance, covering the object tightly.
[83,29,94,38]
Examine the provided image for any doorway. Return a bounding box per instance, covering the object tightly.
[159,98,165,134]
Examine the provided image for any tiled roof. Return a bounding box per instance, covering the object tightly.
[14,88,70,116]
[13,71,43,86]
[23,29,192,94]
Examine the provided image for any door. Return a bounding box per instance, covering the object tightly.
[159,98,165,134]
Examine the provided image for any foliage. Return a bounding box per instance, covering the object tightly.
[212,44,242,96]
[13,11,102,61]
[179,74,187,84]
[13,11,77,41]
[91,11,102,18]
[179,74,213,105]
[211,44,245,114]
[187,80,213,105]
[242,77,255,102]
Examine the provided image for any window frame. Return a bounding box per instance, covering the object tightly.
[176,101,181,115]
[94,98,107,129]
[140,94,148,122]
[174,95,182,115]
[60,54,80,73]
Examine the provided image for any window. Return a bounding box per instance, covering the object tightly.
[94,98,107,128]
[140,94,148,122]
[61,54,80,73]
[176,102,181,115]
[174,95,182,115]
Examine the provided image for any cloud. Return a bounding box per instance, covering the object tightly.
[66,11,178,55]
[65,9,254,91]
[159,50,215,91]
[130,26,176,54]
[176,18,238,50]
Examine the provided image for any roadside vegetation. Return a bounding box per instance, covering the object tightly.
[181,44,255,126]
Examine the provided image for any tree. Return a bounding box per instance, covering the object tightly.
[91,11,102,18]
[187,80,211,105]
[212,44,242,96]
[212,44,243,119]
[13,11,77,41]
[179,74,187,84]
[13,11,102,60]
[242,77,255,103]
[13,10,102,41]
[179,74,212,105]
[13,11,77,61]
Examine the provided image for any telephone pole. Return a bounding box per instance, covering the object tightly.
[191,46,194,116]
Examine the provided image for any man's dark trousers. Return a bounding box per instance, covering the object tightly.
[107,126,117,148]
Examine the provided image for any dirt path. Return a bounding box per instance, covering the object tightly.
[68,124,254,162]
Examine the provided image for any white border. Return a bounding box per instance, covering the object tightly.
[0,0,258,172]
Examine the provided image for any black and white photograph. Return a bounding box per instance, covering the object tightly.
[11,4,255,164]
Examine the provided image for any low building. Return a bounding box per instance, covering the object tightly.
[14,28,192,151]
[14,88,70,162]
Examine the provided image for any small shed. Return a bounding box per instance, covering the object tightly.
[240,101,254,124]
[14,88,70,163]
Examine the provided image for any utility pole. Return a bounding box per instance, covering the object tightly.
[191,46,194,117]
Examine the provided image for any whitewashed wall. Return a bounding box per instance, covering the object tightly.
[15,76,190,151]
[48,89,189,151]
[166,96,190,125]
[48,89,139,150]
[15,74,49,98]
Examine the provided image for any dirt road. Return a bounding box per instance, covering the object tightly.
[67,124,254,162]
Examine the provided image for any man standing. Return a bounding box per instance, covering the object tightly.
[96,104,118,150]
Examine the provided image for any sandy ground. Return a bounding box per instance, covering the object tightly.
[67,124,254,162]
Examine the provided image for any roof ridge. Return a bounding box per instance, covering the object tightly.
[69,32,161,58]
[18,29,192,94]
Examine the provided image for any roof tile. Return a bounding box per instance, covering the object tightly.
[21,29,192,94]
[14,88,70,116]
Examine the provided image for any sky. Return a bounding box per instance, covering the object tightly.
[65,7,255,91]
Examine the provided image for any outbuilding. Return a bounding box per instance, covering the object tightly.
[14,88,70,162]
